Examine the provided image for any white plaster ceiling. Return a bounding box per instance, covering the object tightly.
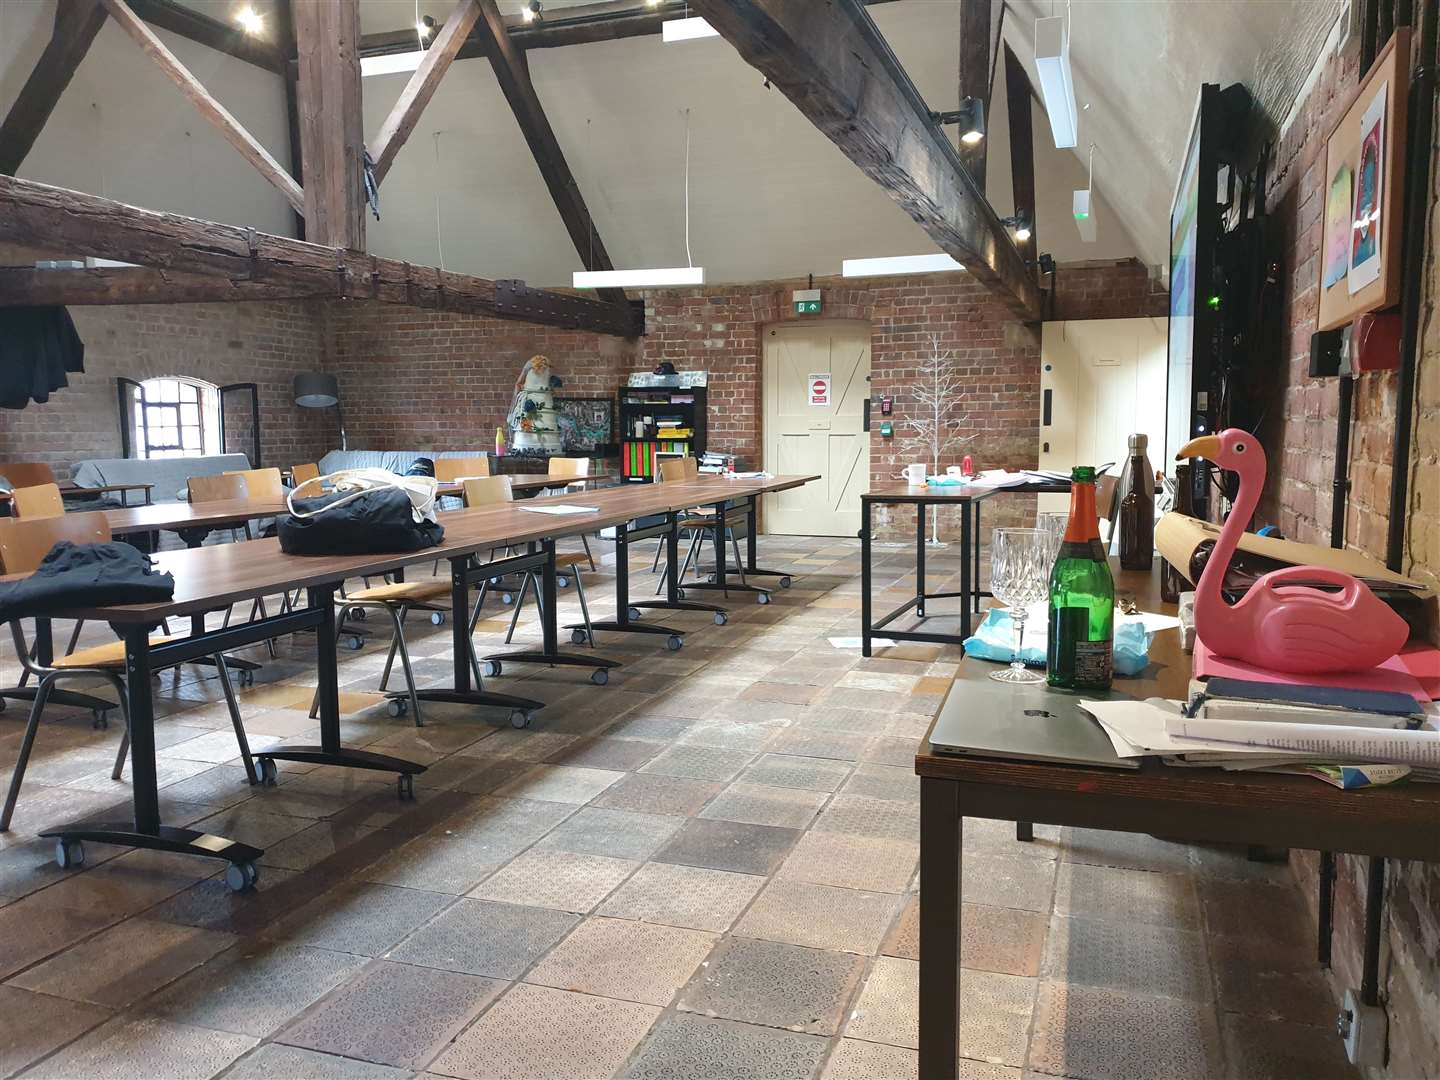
[1,0,1341,288]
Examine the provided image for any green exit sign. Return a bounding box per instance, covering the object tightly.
[794,299,822,314]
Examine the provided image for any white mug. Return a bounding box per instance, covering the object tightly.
[903,463,927,485]
[945,465,963,478]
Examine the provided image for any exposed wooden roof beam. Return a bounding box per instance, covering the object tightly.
[956,0,993,185]
[0,266,327,306]
[0,174,643,337]
[359,0,899,61]
[370,0,485,185]
[473,0,626,305]
[687,0,1040,319]
[0,0,108,176]
[97,0,304,212]
[1003,44,1037,259]
[125,0,287,73]
[291,0,366,248]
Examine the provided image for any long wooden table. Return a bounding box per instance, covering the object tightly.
[11,474,816,890]
[915,564,1440,1080]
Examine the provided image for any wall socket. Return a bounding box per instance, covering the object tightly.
[1337,987,1386,1067]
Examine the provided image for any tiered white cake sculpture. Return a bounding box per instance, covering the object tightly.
[508,355,563,453]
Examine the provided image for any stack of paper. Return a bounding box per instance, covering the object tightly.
[1078,698,1440,774]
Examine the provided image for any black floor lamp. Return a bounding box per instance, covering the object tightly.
[294,373,347,451]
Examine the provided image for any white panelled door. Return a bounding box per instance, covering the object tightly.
[1038,317,1169,514]
[763,321,872,536]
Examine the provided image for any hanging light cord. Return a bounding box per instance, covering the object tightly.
[683,108,694,268]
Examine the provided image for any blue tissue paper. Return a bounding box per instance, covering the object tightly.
[962,607,1152,676]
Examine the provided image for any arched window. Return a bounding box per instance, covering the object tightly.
[130,376,221,459]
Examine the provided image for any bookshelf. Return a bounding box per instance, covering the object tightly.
[618,386,707,480]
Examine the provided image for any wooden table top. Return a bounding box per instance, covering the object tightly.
[14,474,818,622]
[917,564,1440,862]
[863,481,1009,504]
[105,498,289,534]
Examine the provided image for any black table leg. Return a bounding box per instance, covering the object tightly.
[41,625,265,885]
[681,500,772,602]
[959,502,972,639]
[579,519,689,646]
[485,539,620,685]
[918,776,963,1080]
[860,499,873,657]
[411,556,549,725]
[972,501,983,616]
[259,587,427,789]
[916,503,927,619]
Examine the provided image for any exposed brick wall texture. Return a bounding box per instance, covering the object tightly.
[1050,259,1170,322]
[1259,25,1440,1079]
[0,301,332,480]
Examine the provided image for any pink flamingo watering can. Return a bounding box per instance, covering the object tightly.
[1177,430,1408,674]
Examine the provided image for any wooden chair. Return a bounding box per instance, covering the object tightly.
[188,474,282,652]
[545,457,597,569]
[10,483,64,519]
[223,467,284,500]
[654,457,747,593]
[435,457,491,482]
[0,463,56,489]
[0,514,257,834]
[290,462,320,485]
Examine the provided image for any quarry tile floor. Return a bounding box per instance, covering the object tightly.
[0,533,1357,1079]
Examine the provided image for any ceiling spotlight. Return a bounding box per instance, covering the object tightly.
[934,97,986,146]
[521,0,541,23]
[235,5,263,34]
[1001,212,1032,243]
[416,15,435,37]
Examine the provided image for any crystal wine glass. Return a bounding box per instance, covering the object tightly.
[988,527,1051,684]
[1036,511,1068,564]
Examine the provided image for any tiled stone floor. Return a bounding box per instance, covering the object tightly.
[0,534,1358,1079]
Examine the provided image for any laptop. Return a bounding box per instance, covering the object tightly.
[929,679,1139,769]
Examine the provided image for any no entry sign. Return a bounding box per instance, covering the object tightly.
[809,373,831,406]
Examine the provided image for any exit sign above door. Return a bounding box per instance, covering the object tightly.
[792,288,821,315]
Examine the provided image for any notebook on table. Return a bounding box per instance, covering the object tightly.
[929,680,1140,769]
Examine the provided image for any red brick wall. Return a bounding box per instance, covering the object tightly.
[1050,258,1169,322]
[320,301,638,453]
[0,301,332,480]
[1259,22,1440,1078]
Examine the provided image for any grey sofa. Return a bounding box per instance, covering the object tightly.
[71,453,256,504]
[317,450,488,475]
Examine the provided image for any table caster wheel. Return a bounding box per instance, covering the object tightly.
[779,576,792,588]
[225,861,259,893]
[55,838,84,869]
[345,635,364,650]
[558,576,571,588]
[509,710,531,729]
[676,589,687,600]
[501,592,514,605]
[714,612,728,626]
[397,773,416,801]
[482,660,501,678]
[666,635,683,651]
[571,629,588,645]
[757,592,771,605]
[707,574,717,584]
[239,669,255,687]
[0,697,7,713]
[258,758,280,787]
[349,607,368,622]
[628,607,642,621]
[591,668,609,686]
[92,710,109,730]
[430,611,446,626]
[387,697,409,718]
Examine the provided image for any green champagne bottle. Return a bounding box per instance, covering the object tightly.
[1047,466,1115,689]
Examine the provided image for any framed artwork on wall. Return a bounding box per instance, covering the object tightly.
[554,396,615,452]
[1317,28,1409,331]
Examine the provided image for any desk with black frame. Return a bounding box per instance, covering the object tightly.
[914,563,1440,1080]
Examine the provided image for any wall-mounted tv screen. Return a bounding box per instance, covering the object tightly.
[1167,83,1221,517]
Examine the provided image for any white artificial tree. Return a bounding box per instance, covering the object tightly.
[897,333,975,545]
